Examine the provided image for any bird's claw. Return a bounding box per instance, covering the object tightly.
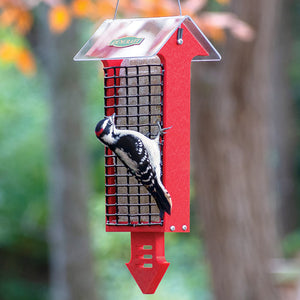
[157,122,172,136]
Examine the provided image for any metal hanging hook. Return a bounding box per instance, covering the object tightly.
[177,0,182,16]
[113,0,183,19]
[113,0,120,19]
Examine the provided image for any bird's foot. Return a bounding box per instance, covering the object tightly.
[156,122,172,138]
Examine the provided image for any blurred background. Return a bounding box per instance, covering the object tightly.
[0,0,300,299]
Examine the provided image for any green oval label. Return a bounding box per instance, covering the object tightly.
[109,36,144,48]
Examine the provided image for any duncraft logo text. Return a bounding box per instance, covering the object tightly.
[109,36,144,48]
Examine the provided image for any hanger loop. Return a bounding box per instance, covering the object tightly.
[177,0,182,16]
[113,0,120,19]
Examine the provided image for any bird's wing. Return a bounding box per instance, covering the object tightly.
[114,134,156,185]
[113,134,171,216]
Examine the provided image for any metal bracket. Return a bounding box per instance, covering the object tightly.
[177,27,183,45]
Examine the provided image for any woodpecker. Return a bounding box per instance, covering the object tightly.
[95,114,172,218]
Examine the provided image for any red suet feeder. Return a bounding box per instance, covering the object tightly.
[74,11,220,294]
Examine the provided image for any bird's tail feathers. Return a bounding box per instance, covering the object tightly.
[149,180,172,218]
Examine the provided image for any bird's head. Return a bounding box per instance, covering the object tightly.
[95,113,116,140]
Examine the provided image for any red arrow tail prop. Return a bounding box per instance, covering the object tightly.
[126,232,170,294]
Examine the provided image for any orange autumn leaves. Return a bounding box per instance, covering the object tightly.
[0,0,234,36]
[0,0,254,76]
[0,1,35,75]
[0,1,33,35]
[0,0,116,75]
[47,0,232,34]
[48,0,115,33]
[57,0,254,49]
[0,42,36,75]
[49,5,71,33]
[72,0,94,17]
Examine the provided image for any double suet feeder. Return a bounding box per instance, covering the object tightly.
[74,10,220,294]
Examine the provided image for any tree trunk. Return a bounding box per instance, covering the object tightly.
[191,0,281,299]
[270,0,298,235]
[35,7,97,300]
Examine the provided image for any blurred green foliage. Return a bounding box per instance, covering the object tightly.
[0,64,49,299]
[1,5,300,299]
[282,229,300,258]
[0,53,212,300]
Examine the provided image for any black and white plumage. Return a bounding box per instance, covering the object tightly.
[95,114,172,218]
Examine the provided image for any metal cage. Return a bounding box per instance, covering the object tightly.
[103,60,165,226]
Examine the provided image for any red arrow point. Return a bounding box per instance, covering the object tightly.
[126,232,170,294]
[126,259,169,294]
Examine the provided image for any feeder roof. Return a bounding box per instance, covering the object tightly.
[74,16,221,62]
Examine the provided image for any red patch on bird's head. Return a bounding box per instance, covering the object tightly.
[95,127,104,137]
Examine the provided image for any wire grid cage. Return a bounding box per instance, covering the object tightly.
[103,58,165,226]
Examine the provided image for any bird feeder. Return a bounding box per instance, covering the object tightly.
[74,15,220,294]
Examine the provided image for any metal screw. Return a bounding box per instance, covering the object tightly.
[170,225,175,231]
[182,225,187,231]
[177,38,183,45]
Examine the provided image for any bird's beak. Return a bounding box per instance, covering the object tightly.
[109,113,116,124]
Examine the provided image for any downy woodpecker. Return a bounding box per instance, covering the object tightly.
[95,114,172,218]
